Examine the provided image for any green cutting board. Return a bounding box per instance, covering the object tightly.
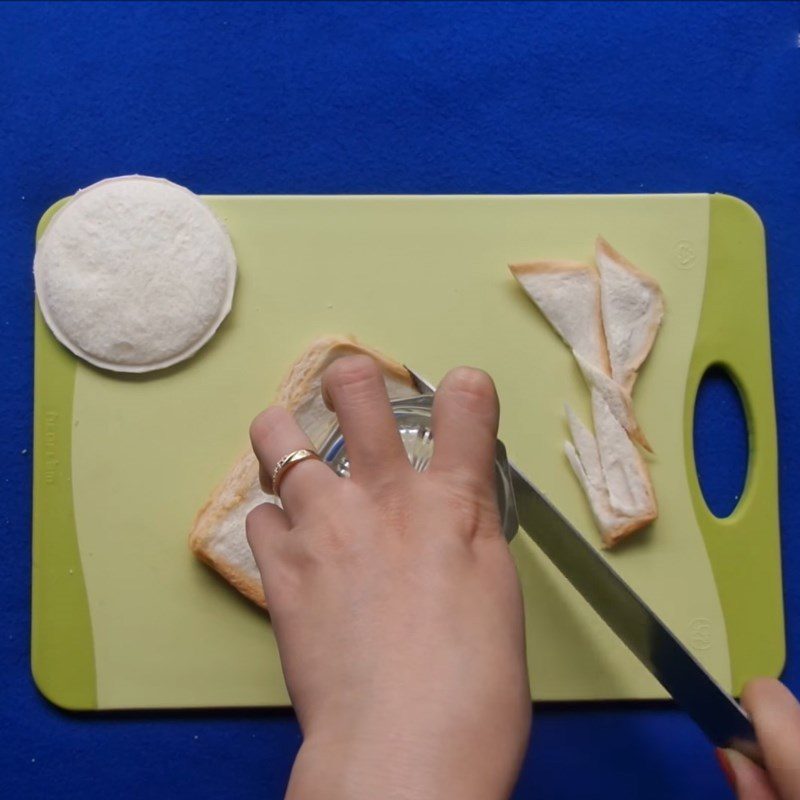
[31,193,784,710]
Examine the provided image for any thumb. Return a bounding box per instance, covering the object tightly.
[742,678,800,800]
[717,749,778,800]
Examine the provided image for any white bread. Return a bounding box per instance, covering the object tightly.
[189,336,418,609]
[509,240,662,546]
[564,406,631,540]
[573,351,652,452]
[34,176,236,373]
[595,236,665,393]
[564,405,653,547]
[591,390,657,524]
[509,261,611,375]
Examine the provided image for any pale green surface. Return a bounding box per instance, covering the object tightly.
[31,305,96,709]
[31,198,97,709]
[66,194,735,707]
[687,195,784,691]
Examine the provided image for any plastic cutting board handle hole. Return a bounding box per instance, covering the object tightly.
[693,366,750,518]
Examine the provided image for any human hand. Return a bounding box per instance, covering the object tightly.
[246,356,531,800]
[717,679,800,799]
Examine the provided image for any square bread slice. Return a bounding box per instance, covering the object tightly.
[188,336,418,609]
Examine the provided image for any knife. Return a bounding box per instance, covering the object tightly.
[406,367,763,764]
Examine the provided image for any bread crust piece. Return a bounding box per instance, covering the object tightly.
[509,260,611,376]
[188,335,416,610]
[590,390,657,525]
[564,405,656,548]
[595,236,665,393]
[512,241,663,547]
[573,351,652,453]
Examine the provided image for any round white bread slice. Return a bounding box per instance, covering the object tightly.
[34,176,237,372]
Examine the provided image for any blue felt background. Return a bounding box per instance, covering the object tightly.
[2,2,798,798]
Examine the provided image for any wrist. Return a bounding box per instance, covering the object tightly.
[286,725,521,800]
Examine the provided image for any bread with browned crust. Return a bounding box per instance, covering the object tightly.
[511,239,664,547]
[188,335,417,609]
[509,260,611,375]
[595,236,665,393]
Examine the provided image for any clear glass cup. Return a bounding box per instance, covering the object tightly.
[319,395,518,541]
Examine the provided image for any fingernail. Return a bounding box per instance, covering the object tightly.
[715,748,736,790]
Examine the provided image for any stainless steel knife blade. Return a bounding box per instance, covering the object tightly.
[404,366,762,764]
[511,466,762,763]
